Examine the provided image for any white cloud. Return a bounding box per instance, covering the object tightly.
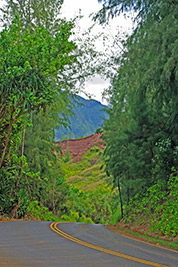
[79,75,109,104]
[61,0,133,104]
[62,0,133,104]
[61,0,102,19]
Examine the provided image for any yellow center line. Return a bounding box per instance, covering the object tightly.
[50,222,168,267]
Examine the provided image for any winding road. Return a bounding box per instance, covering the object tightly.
[0,221,177,267]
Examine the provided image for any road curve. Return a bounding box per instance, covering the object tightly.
[0,221,177,267]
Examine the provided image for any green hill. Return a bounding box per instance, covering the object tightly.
[55,95,109,140]
[59,142,121,224]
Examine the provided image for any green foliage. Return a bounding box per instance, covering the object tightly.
[152,139,178,183]
[110,205,122,225]
[96,0,169,23]
[1,0,64,34]
[124,170,178,237]
[45,178,71,217]
[62,145,108,190]
[64,147,71,163]
[0,155,46,217]
[23,103,73,217]
[27,201,57,221]
[100,0,178,225]
[60,212,94,224]
[59,145,120,224]
[62,187,119,224]
[24,93,70,182]
[0,16,76,169]
[0,0,115,222]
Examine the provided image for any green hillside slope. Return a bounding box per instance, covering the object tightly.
[59,143,121,224]
[55,95,109,140]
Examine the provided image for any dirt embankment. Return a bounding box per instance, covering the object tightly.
[55,133,104,162]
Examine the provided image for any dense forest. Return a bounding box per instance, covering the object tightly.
[97,0,178,238]
[0,0,104,219]
[0,0,178,242]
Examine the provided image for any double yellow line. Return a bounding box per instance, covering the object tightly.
[50,222,167,267]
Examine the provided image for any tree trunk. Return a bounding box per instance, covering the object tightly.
[0,114,13,168]
[117,178,123,219]
[21,125,26,165]
[126,169,130,205]
[126,144,130,205]
[15,124,26,189]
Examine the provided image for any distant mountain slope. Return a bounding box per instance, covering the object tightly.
[55,133,104,162]
[55,95,109,140]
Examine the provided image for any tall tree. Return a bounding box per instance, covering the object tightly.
[98,0,178,213]
[0,0,107,94]
[0,0,109,217]
[0,16,76,167]
[1,0,64,34]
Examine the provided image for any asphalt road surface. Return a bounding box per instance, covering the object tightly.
[0,221,178,267]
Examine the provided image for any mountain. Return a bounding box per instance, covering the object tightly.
[55,133,104,162]
[55,95,109,140]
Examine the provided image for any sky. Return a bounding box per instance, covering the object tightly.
[0,0,133,104]
[61,0,133,104]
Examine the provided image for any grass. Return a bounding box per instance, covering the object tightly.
[110,226,178,251]
[57,144,119,224]
[61,144,111,191]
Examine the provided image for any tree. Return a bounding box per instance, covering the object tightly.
[0,1,111,217]
[0,15,78,216]
[99,0,178,214]
[0,16,76,168]
[1,0,109,93]
[95,0,161,23]
[23,92,72,207]
[1,0,64,34]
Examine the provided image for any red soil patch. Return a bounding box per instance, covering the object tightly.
[55,133,104,162]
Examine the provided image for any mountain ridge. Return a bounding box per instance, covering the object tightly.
[55,95,109,140]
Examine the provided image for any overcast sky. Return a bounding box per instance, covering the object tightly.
[0,0,132,104]
[61,0,133,104]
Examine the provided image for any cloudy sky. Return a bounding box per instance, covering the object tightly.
[61,0,133,104]
[0,0,132,104]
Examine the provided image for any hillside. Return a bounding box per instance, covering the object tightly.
[55,134,121,224]
[55,133,104,162]
[55,95,109,140]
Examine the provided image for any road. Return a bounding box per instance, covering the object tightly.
[0,221,177,267]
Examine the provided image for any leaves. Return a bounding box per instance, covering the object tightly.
[0,16,77,168]
[101,0,178,227]
[125,171,178,237]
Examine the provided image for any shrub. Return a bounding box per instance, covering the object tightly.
[27,201,57,221]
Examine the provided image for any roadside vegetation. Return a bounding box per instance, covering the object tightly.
[0,0,178,249]
[59,144,121,224]
[0,0,108,221]
[96,0,178,244]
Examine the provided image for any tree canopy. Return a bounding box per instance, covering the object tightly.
[99,0,178,215]
[0,0,106,217]
[0,16,76,168]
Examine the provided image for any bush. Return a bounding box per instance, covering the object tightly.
[124,169,178,237]
[27,201,57,221]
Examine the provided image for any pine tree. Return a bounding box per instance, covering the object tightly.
[100,0,178,213]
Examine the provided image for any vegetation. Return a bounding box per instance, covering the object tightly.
[19,143,121,225]
[96,0,178,239]
[0,15,76,216]
[0,0,107,219]
[55,95,109,140]
[55,144,121,224]
[0,0,177,245]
